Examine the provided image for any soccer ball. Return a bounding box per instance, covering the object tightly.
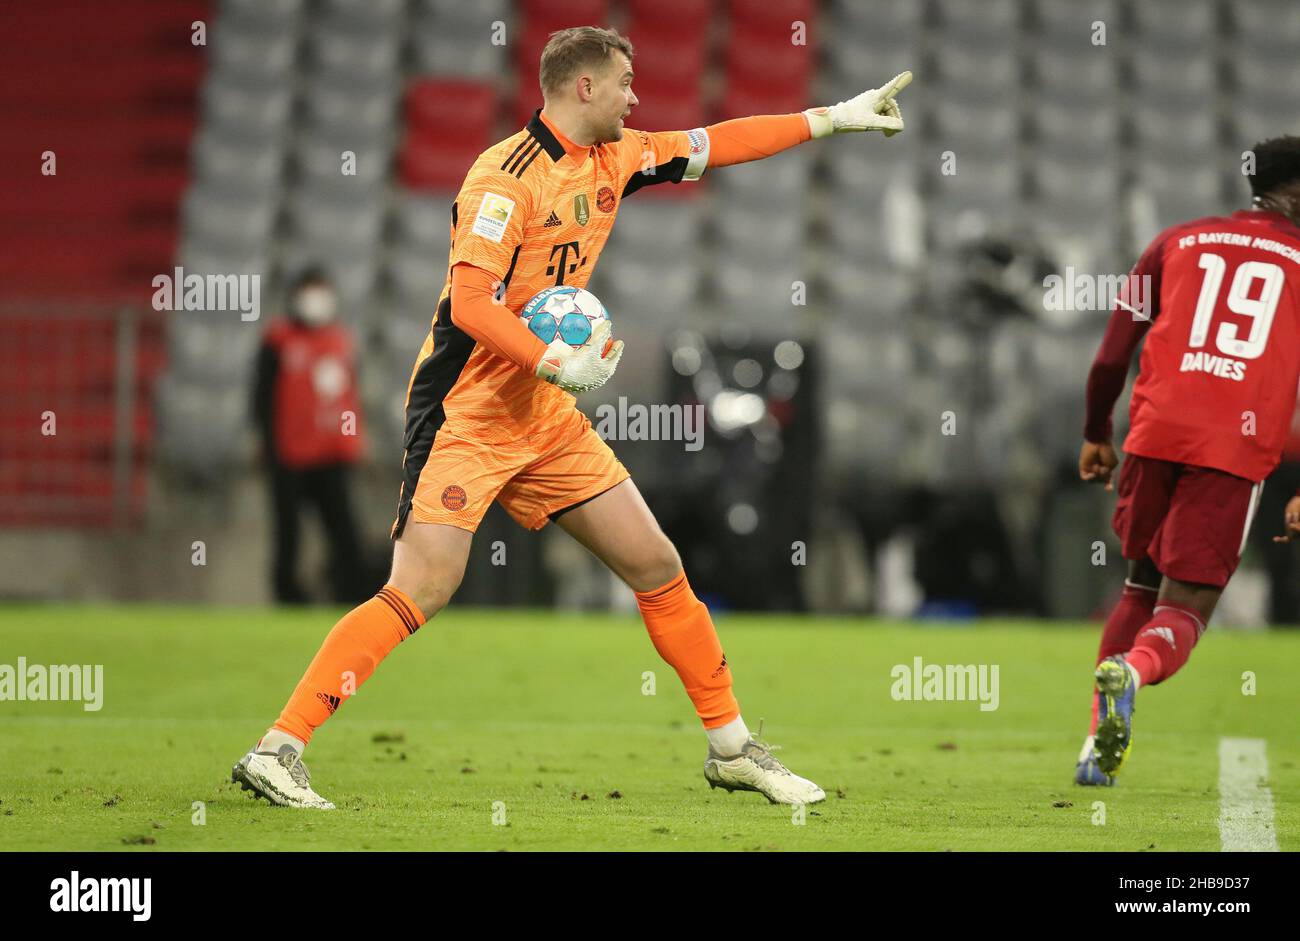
[520,286,609,349]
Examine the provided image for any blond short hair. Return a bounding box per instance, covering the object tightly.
[539,26,635,99]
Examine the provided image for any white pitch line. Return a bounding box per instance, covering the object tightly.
[1218,737,1279,852]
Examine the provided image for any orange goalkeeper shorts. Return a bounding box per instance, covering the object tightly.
[391,406,630,537]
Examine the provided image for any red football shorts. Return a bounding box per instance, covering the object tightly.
[1112,453,1264,589]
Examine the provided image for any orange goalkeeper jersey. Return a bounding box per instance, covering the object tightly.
[402,108,711,451]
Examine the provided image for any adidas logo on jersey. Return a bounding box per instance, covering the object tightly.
[544,211,562,227]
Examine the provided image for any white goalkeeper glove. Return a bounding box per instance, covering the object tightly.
[535,319,624,394]
[804,70,912,138]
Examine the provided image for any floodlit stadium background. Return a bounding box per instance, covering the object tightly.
[3,0,1298,621]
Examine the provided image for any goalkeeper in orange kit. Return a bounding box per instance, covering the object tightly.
[233,25,912,808]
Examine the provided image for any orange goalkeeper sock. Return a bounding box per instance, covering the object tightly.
[272,585,425,745]
[634,572,740,729]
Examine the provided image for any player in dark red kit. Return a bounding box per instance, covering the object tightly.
[1075,137,1300,784]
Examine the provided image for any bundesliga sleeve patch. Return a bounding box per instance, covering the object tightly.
[683,128,709,181]
[471,192,515,243]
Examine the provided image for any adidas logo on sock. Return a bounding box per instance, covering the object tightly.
[544,211,562,227]
[1144,626,1176,650]
[711,654,728,678]
[316,692,341,714]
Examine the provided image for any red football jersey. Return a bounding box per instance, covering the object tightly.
[1087,210,1300,482]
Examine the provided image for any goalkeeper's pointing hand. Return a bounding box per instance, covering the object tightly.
[535,319,624,394]
[804,70,912,138]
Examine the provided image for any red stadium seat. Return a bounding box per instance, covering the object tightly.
[627,98,707,133]
[521,0,610,32]
[0,0,205,526]
[623,28,707,99]
[399,135,487,192]
[0,58,206,114]
[511,79,546,130]
[399,80,499,192]
[627,0,714,36]
[717,83,807,122]
[404,79,498,146]
[725,23,815,93]
[727,0,814,31]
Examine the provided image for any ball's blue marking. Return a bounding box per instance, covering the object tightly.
[525,311,558,342]
[558,312,593,346]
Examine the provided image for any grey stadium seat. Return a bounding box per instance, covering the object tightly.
[167,314,262,385]
[713,203,804,261]
[1033,50,1118,105]
[1232,50,1300,101]
[201,76,294,140]
[318,0,407,31]
[192,129,285,197]
[300,77,397,140]
[1132,0,1219,52]
[307,26,401,84]
[1035,0,1119,47]
[392,193,455,251]
[292,133,392,190]
[934,0,1023,41]
[209,26,297,84]
[1032,99,1121,161]
[218,0,305,33]
[1132,103,1220,161]
[1132,53,1217,107]
[930,38,1023,99]
[388,246,450,307]
[1231,0,1300,56]
[182,186,278,251]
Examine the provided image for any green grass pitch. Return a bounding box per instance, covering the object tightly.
[0,605,1296,851]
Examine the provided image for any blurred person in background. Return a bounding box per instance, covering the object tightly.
[1251,392,1300,624]
[252,265,369,605]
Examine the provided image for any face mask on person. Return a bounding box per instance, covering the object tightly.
[294,285,337,325]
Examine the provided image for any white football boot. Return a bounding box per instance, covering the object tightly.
[232,743,335,809]
[704,732,826,806]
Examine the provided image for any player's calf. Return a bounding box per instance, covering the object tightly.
[1124,598,1209,688]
